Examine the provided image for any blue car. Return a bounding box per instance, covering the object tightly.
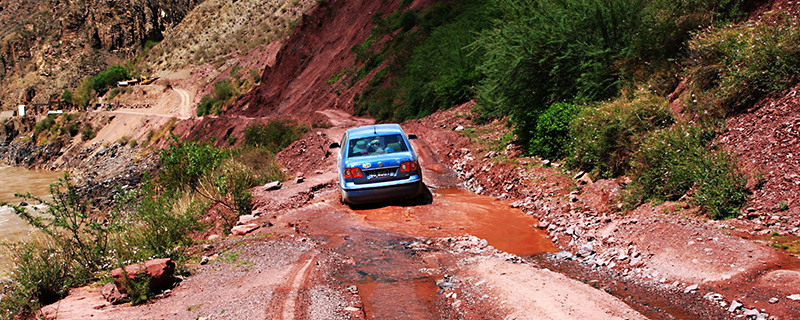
[330,124,423,205]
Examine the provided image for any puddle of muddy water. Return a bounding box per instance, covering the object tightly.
[358,278,441,319]
[304,187,558,318]
[330,234,444,319]
[354,188,557,256]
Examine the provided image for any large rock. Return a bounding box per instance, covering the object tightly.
[264,181,282,191]
[111,258,176,293]
[101,282,127,304]
[231,223,260,236]
[238,214,258,225]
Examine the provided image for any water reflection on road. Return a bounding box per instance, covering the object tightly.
[325,188,556,319]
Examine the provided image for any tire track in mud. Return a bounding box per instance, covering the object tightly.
[265,251,319,320]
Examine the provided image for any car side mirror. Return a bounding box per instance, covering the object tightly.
[329,142,340,149]
[408,134,418,140]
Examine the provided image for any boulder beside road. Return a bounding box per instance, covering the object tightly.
[111,258,176,293]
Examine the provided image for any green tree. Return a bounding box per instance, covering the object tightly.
[92,65,130,95]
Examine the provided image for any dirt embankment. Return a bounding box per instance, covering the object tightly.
[404,99,800,319]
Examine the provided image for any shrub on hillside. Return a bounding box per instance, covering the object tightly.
[393,2,494,120]
[114,182,205,261]
[0,241,80,318]
[158,139,229,192]
[197,79,240,116]
[474,0,752,151]
[527,103,580,160]
[92,65,130,96]
[475,0,647,145]
[81,124,96,140]
[352,1,495,122]
[34,115,57,134]
[687,11,800,115]
[568,93,673,178]
[243,120,308,153]
[629,125,748,219]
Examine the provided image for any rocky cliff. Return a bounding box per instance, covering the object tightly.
[0,0,202,110]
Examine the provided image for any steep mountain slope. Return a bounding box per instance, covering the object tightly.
[0,0,201,110]
[176,0,436,144]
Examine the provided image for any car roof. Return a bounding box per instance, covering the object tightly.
[346,124,404,139]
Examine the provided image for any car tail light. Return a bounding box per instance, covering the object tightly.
[400,161,419,173]
[344,167,364,179]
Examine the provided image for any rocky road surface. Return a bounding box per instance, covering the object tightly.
[41,110,649,320]
[41,107,800,320]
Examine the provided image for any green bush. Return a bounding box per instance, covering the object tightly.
[243,120,308,153]
[114,182,204,261]
[568,93,673,178]
[12,175,118,271]
[158,139,229,192]
[82,124,96,140]
[61,90,74,105]
[475,0,648,144]
[687,11,800,115]
[473,0,752,150]
[2,175,122,316]
[352,1,495,121]
[64,122,80,137]
[34,115,57,134]
[92,65,130,96]
[196,95,214,116]
[197,79,240,116]
[0,241,81,317]
[630,125,747,219]
[212,79,239,102]
[528,103,580,159]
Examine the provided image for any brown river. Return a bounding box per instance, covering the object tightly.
[0,165,64,275]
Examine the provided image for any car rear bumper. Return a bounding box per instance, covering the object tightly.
[341,179,423,205]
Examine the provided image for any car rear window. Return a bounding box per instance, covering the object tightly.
[348,134,408,157]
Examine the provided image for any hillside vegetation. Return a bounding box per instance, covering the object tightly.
[347,0,797,219]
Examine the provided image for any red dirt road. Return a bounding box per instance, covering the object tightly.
[41,110,649,320]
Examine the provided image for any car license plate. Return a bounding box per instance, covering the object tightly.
[367,168,395,179]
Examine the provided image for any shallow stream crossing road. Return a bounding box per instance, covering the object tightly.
[249,111,649,320]
[41,110,662,320]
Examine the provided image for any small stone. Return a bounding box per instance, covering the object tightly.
[295,176,305,184]
[768,297,779,304]
[207,234,220,240]
[101,283,126,304]
[347,285,358,294]
[200,256,210,265]
[684,284,699,294]
[787,294,800,301]
[542,160,551,166]
[554,251,573,260]
[578,243,594,257]
[344,306,361,312]
[728,300,743,312]
[742,309,759,317]
[18,201,28,207]
[264,181,282,190]
[573,171,585,180]
[454,125,465,131]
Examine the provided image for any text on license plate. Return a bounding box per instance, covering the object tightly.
[367,169,395,179]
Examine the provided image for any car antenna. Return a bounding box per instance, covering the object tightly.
[373,125,376,134]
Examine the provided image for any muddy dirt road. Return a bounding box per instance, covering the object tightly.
[42,110,733,319]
